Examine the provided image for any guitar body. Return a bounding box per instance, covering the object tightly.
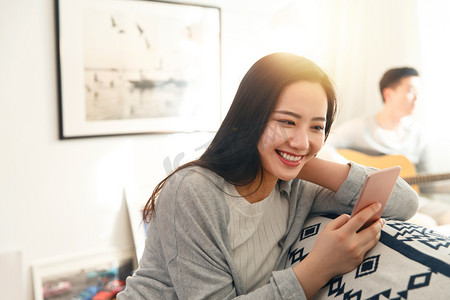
[337,149,420,193]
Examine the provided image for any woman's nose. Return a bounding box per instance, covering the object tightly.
[289,130,309,150]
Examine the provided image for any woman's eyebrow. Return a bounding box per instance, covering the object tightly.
[273,110,326,122]
[273,110,301,119]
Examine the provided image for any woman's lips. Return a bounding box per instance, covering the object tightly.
[276,150,303,166]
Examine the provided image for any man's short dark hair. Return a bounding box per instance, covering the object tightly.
[379,67,419,102]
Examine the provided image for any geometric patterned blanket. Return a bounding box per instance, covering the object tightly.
[286,215,450,300]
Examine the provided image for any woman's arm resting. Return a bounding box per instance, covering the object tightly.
[297,157,350,192]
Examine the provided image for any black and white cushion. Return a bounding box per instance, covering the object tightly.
[287,215,450,299]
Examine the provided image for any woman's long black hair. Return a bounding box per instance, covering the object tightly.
[143,53,337,222]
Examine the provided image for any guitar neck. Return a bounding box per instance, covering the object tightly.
[403,173,450,185]
[335,149,450,187]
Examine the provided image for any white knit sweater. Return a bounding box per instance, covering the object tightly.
[224,183,289,292]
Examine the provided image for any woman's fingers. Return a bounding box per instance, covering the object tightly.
[326,214,351,230]
[308,208,386,280]
[307,212,385,281]
[357,218,385,250]
[345,202,382,233]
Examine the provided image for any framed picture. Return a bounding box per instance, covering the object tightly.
[32,248,135,300]
[55,0,221,139]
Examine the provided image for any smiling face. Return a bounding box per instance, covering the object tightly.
[257,81,328,184]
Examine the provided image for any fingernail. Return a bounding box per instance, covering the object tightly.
[381,218,386,226]
[375,202,382,210]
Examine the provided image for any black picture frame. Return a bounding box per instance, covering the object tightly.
[55,0,221,139]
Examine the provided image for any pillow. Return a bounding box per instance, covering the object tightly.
[287,215,450,299]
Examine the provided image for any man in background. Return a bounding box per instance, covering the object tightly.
[326,67,428,172]
[322,67,450,226]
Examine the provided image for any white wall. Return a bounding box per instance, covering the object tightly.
[0,1,296,298]
[1,0,450,299]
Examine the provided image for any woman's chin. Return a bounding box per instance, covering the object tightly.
[278,167,304,181]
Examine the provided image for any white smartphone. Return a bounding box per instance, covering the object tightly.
[351,166,402,230]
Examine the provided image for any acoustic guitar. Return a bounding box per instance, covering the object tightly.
[337,149,450,193]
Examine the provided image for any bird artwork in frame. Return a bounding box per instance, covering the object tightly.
[55,0,221,139]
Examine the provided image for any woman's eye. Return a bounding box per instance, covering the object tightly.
[312,125,324,131]
[278,120,295,126]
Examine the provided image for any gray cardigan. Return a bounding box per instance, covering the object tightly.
[118,163,418,299]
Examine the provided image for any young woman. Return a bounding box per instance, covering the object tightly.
[118,53,418,299]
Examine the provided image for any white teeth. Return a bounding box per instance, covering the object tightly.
[279,151,302,162]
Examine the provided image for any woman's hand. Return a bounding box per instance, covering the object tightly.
[293,202,385,299]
